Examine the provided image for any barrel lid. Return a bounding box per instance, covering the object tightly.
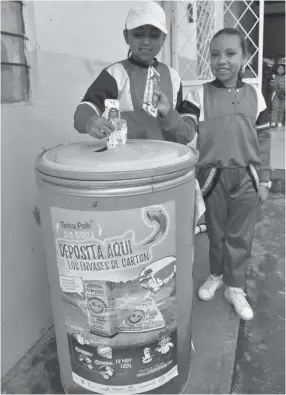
[35,140,198,181]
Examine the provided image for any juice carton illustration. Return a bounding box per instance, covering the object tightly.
[84,281,118,338]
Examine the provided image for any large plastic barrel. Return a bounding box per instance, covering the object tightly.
[35,139,198,394]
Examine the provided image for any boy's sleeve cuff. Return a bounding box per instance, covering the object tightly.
[74,103,99,134]
[158,110,179,131]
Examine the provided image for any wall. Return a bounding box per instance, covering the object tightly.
[1,0,141,377]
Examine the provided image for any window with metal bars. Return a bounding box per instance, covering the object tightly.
[171,0,262,84]
[187,3,194,23]
[1,0,30,103]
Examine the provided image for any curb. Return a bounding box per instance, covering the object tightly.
[271,169,285,194]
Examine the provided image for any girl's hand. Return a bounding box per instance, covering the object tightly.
[86,115,115,139]
[258,185,269,203]
[156,90,171,118]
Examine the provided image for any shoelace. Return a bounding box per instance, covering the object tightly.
[205,276,221,291]
[231,289,249,308]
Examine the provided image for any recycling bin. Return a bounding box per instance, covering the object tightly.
[35,139,199,394]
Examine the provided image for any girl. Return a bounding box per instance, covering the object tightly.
[73,1,197,145]
[270,61,285,128]
[183,28,271,320]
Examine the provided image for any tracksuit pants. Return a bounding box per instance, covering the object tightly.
[197,167,258,288]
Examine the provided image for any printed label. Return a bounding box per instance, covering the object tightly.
[51,202,177,394]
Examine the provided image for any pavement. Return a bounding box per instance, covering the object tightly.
[2,127,285,394]
[185,235,240,394]
[270,127,285,172]
[231,127,285,394]
[231,195,285,394]
[270,127,285,194]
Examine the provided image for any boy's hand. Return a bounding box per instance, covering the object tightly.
[258,185,269,203]
[156,90,171,118]
[86,115,115,139]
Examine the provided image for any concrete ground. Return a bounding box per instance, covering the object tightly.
[270,127,285,194]
[231,195,285,394]
[270,127,285,171]
[184,235,240,394]
[231,127,285,394]
[2,127,285,394]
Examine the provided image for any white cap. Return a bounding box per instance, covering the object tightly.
[125,2,167,35]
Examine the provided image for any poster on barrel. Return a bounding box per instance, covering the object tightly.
[51,201,177,394]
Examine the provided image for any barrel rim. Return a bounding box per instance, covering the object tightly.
[35,140,199,182]
[35,167,195,197]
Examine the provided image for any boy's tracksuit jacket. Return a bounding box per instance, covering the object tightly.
[74,56,197,145]
[74,56,206,234]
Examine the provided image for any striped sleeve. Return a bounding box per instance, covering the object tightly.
[74,69,118,134]
[165,65,181,109]
[254,87,272,182]
[173,88,201,148]
[175,83,183,110]
[159,68,197,145]
[178,89,201,126]
[159,82,198,145]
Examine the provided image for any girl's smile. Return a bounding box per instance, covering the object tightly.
[217,68,230,73]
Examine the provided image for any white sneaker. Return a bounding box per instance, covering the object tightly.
[224,287,254,320]
[271,122,277,128]
[277,123,283,128]
[198,275,223,301]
